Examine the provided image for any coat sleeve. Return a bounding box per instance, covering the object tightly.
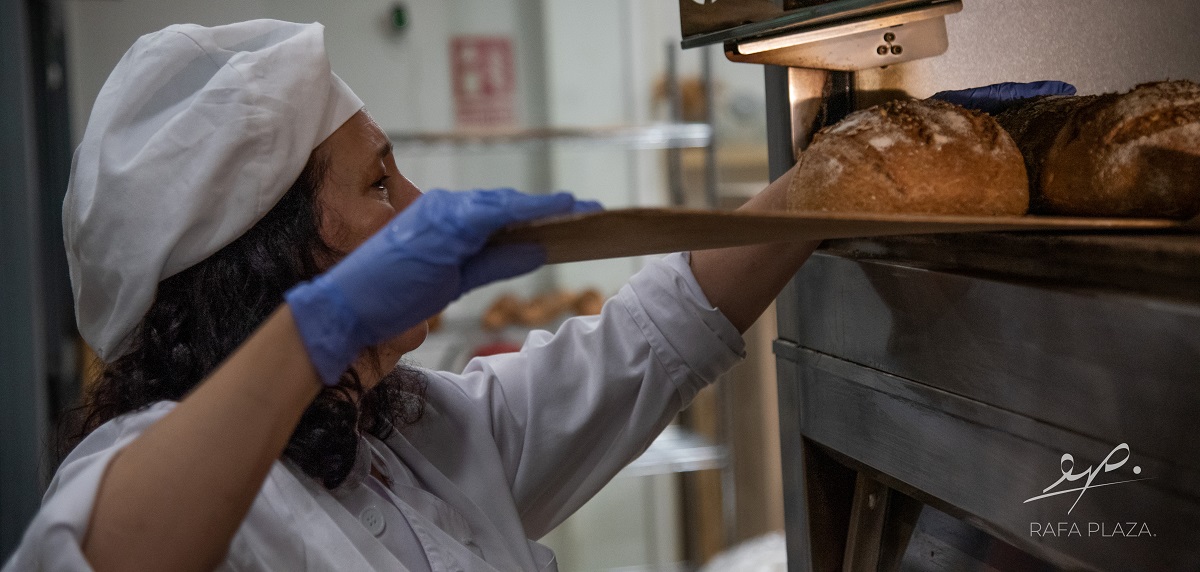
[2,402,177,572]
[3,402,340,572]
[452,253,746,538]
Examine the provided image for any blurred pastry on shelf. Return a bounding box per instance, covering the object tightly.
[482,294,522,331]
[572,289,605,316]
[516,290,576,327]
[481,289,609,331]
[426,312,444,333]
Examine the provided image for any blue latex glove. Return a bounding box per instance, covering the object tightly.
[930,81,1077,114]
[286,188,602,384]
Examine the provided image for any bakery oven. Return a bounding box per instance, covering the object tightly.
[681,1,1200,570]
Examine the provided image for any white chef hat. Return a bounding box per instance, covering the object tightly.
[64,19,364,361]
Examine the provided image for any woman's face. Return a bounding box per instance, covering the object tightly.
[313,110,427,387]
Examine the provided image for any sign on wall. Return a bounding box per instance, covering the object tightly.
[451,36,516,128]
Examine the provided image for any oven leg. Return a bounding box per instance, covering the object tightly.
[843,473,891,571]
[841,474,924,572]
[781,437,856,572]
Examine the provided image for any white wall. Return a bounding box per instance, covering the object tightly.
[858,0,1200,98]
[65,0,269,143]
[63,0,550,135]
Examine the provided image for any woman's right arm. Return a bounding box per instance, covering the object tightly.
[83,307,321,572]
[78,189,593,571]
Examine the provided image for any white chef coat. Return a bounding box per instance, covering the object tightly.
[4,253,745,571]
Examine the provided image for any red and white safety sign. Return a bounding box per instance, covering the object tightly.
[450,36,516,128]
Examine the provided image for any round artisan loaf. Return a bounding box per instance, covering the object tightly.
[787,98,1029,215]
[1013,81,1200,219]
[994,95,1101,212]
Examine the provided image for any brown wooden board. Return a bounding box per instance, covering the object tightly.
[489,208,1183,264]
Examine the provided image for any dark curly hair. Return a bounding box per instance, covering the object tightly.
[68,153,426,488]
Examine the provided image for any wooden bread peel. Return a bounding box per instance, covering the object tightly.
[490,208,1183,264]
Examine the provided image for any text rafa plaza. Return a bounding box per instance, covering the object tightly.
[1030,522,1154,538]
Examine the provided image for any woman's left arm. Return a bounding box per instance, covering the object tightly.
[690,80,1081,329]
[689,162,818,334]
[465,165,812,537]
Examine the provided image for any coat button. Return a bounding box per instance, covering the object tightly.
[360,506,386,537]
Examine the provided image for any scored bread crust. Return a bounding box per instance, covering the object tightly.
[788,98,1029,216]
[995,95,1104,211]
[1037,81,1200,218]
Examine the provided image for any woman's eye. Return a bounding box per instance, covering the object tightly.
[372,176,390,194]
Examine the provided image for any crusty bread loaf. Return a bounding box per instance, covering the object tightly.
[994,95,1102,211]
[788,99,1029,216]
[998,81,1200,219]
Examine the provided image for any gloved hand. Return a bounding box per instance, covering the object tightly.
[286,188,602,384]
[930,81,1077,114]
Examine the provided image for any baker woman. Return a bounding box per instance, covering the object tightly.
[5,19,1069,572]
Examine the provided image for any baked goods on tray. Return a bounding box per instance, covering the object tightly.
[788,99,1029,216]
[998,80,1200,219]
